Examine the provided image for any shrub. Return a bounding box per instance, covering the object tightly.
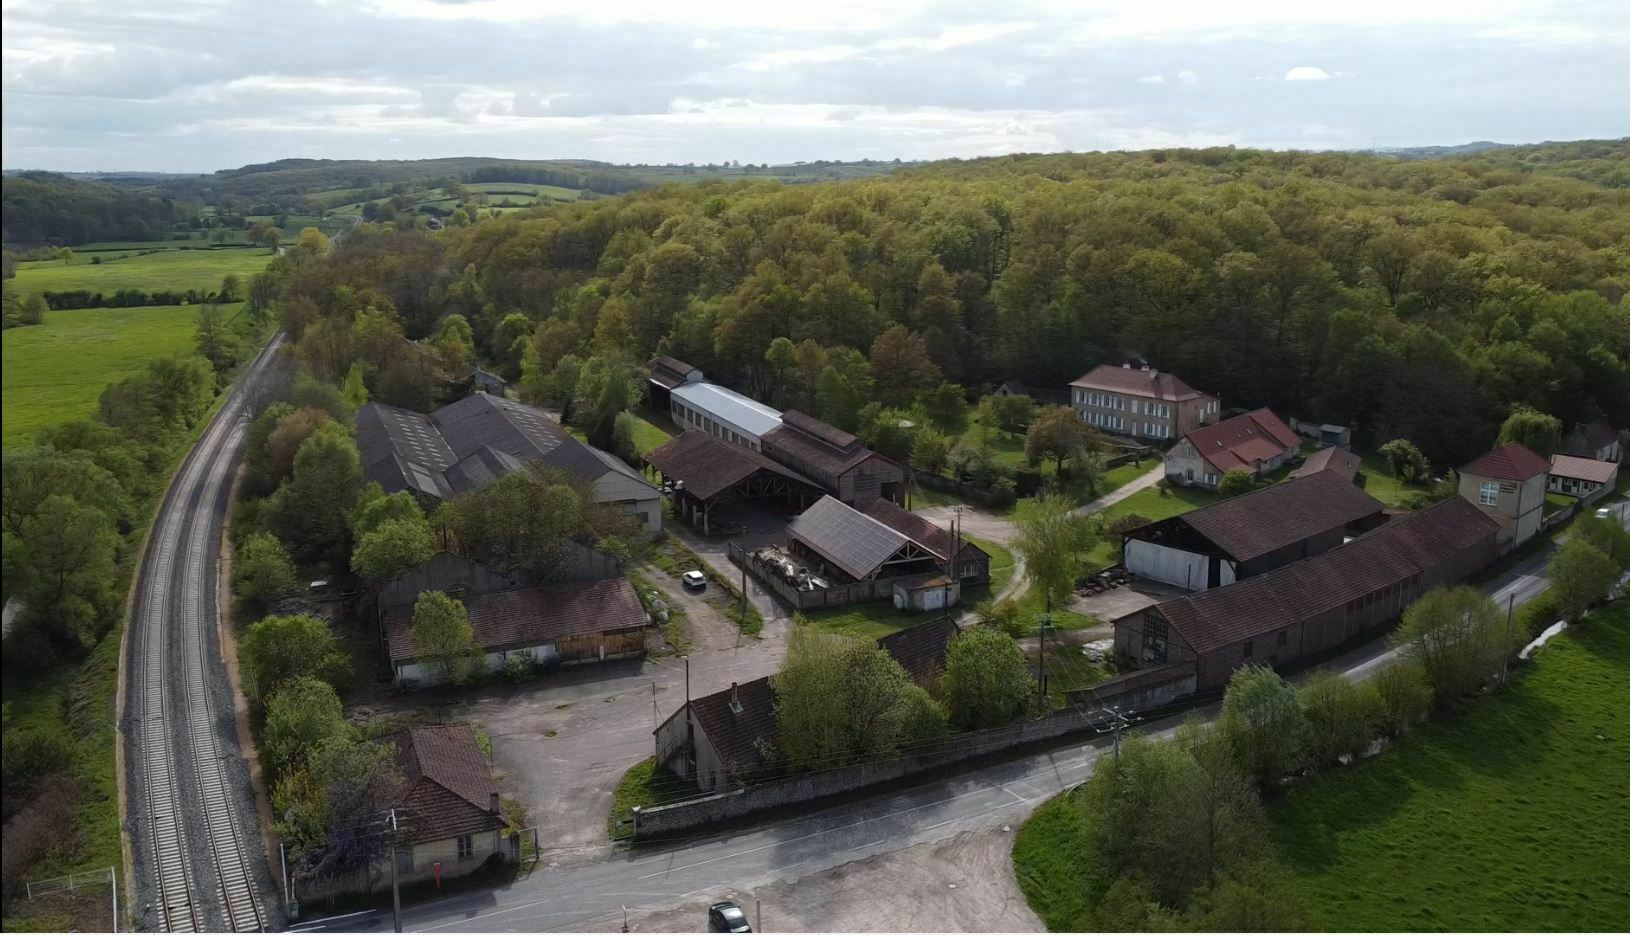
[1298,671,1384,765]
[233,532,298,605]
[1219,664,1310,784]
[1217,469,1255,496]
[1,730,73,791]
[987,476,1018,509]
[944,628,1034,729]
[240,613,351,704]
[1371,657,1433,735]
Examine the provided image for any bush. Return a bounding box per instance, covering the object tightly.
[240,614,351,704]
[944,628,1034,729]
[1219,664,1310,784]
[1,730,73,791]
[1217,468,1256,496]
[502,651,537,682]
[1298,671,1384,765]
[233,532,298,605]
[1371,657,1433,736]
[987,476,1018,509]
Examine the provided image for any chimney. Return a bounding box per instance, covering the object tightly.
[1140,363,1150,372]
[490,792,501,815]
[1149,369,1159,380]
[729,681,743,713]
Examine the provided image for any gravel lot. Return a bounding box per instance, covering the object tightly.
[623,829,1043,933]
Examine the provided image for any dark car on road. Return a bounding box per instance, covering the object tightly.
[707,901,752,933]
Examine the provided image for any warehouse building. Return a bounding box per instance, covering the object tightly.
[762,410,905,506]
[1123,469,1386,590]
[1114,496,1499,690]
[668,381,783,451]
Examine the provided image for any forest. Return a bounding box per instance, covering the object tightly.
[261,140,1629,471]
[1,172,192,245]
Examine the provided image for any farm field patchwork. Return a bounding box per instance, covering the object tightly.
[1269,600,1630,931]
[11,247,272,299]
[1,304,235,447]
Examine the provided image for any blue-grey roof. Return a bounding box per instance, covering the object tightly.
[354,395,657,505]
[787,495,910,580]
[671,382,783,438]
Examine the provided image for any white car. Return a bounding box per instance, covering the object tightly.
[681,570,708,590]
[1597,507,1613,520]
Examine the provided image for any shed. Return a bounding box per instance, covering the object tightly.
[647,356,703,411]
[1290,446,1361,482]
[761,411,905,505]
[644,430,826,534]
[892,573,959,611]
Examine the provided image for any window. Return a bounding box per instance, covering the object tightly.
[1479,481,1499,506]
[1144,615,1169,664]
[1130,400,1140,414]
[457,835,474,861]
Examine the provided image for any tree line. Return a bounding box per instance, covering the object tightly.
[262,140,1626,473]
[1,172,193,245]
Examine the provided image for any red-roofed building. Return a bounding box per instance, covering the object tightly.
[1547,454,1619,499]
[1115,497,1499,690]
[384,725,510,884]
[1457,443,1550,549]
[1164,408,1300,489]
[1070,363,1218,442]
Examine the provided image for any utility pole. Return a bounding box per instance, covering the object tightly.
[389,809,402,934]
[1095,705,1136,761]
[1501,592,1516,684]
[1038,611,1048,705]
[756,896,762,933]
[740,560,748,627]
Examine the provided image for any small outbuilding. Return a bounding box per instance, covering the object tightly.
[892,573,959,612]
[1548,454,1619,499]
[1290,446,1361,483]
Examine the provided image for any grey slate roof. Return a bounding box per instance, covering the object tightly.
[355,395,659,504]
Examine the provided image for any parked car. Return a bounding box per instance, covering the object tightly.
[682,570,708,590]
[708,901,751,933]
[1597,507,1613,520]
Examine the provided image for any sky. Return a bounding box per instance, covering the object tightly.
[2,0,1627,173]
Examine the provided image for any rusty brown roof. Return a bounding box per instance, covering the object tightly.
[762,411,900,482]
[875,616,960,684]
[383,578,648,664]
[645,430,819,501]
[1460,443,1549,482]
[1070,364,1207,401]
[386,725,504,845]
[689,677,779,779]
[861,498,989,565]
[1177,469,1384,563]
[648,355,700,390]
[1149,496,1498,654]
[1291,446,1361,481]
[1183,408,1300,473]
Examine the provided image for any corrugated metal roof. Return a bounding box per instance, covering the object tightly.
[1178,469,1383,562]
[671,382,784,438]
[1549,454,1618,485]
[787,495,909,580]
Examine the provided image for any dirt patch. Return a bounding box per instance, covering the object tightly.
[624,829,1043,933]
[640,565,752,654]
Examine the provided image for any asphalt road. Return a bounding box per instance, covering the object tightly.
[296,493,1628,935]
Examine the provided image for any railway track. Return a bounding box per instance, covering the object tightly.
[131,336,284,932]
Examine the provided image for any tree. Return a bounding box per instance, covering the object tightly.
[19,294,47,326]
[868,325,942,407]
[263,676,349,777]
[1497,407,1563,457]
[1012,494,1096,628]
[987,393,1036,437]
[233,532,298,605]
[1297,671,1383,766]
[1571,515,1630,573]
[341,363,369,410]
[772,629,947,770]
[1371,657,1433,735]
[412,591,485,683]
[264,407,334,484]
[910,426,952,475]
[440,471,588,574]
[1394,585,1517,699]
[218,273,242,302]
[296,736,401,878]
[923,382,967,432]
[1547,538,1618,623]
[295,227,331,259]
[763,336,797,406]
[195,302,237,373]
[11,494,121,648]
[351,517,433,582]
[1218,664,1309,784]
[944,628,1033,729]
[267,422,361,560]
[240,614,349,704]
[1378,438,1430,484]
[1217,468,1256,496]
[1024,405,1097,475]
[258,226,284,253]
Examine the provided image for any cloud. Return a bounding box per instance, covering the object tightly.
[1,0,1626,170]
[1284,66,1332,81]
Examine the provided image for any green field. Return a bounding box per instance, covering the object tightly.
[11,247,272,299]
[1354,451,1433,507]
[1,304,231,447]
[630,411,677,456]
[1270,600,1630,931]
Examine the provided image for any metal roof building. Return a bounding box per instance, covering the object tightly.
[668,382,784,451]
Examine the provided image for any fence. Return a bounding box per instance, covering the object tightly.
[633,664,1198,839]
[728,542,908,611]
[21,867,118,932]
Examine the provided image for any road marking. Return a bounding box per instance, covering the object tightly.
[847,839,885,852]
[412,896,556,932]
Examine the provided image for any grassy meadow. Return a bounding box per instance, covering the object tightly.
[1271,600,1630,930]
[11,246,272,298]
[2,304,234,447]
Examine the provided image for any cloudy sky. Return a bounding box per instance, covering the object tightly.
[3,0,1626,172]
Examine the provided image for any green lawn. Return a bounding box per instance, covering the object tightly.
[1012,788,1104,931]
[11,247,272,299]
[2,304,232,448]
[1269,600,1630,931]
[1354,451,1432,507]
[629,411,677,456]
[1544,490,1576,514]
[1080,483,1226,571]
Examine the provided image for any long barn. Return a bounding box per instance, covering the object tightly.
[1115,496,1499,690]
